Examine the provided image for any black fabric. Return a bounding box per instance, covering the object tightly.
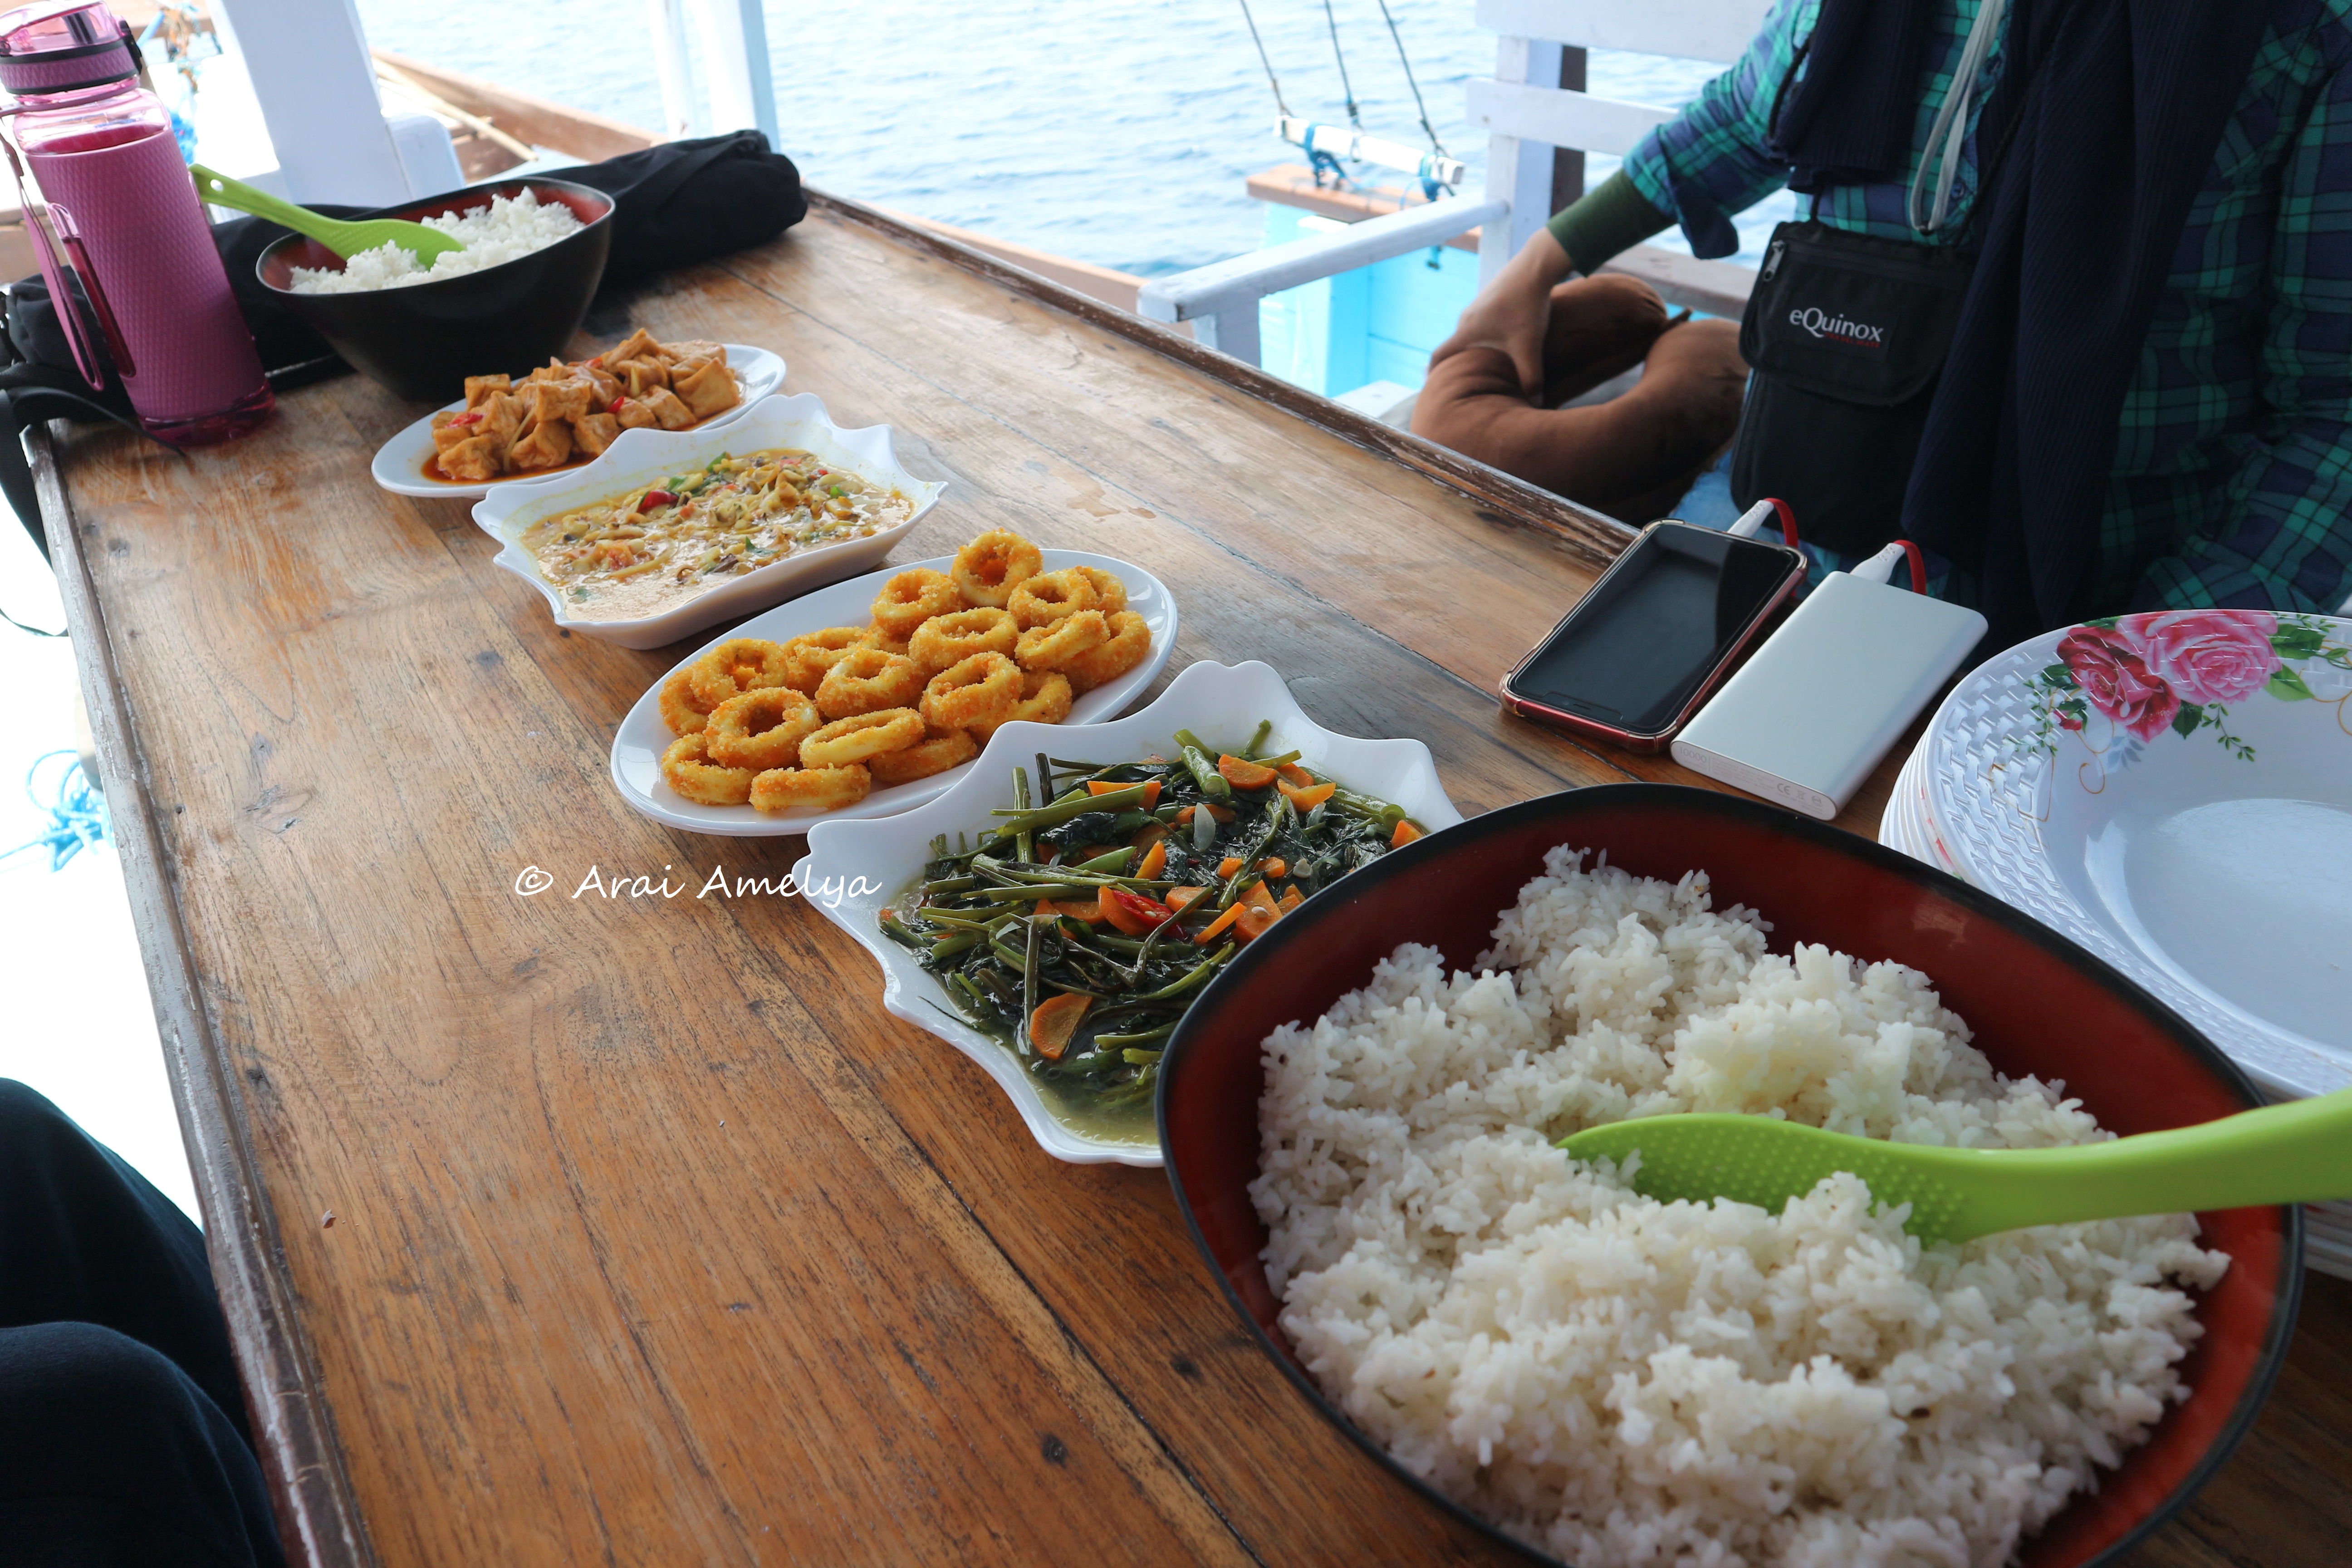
[1899,0,2281,646]
[0,1080,282,1568]
[1767,0,1936,192]
[544,129,806,294]
[1732,220,1976,554]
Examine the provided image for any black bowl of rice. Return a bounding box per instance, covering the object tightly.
[256,176,615,403]
[1161,784,2298,1568]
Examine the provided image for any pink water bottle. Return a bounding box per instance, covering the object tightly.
[0,0,270,444]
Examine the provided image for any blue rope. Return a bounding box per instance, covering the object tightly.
[1,751,108,872]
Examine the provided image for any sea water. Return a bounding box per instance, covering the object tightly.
[353,0,1790,274]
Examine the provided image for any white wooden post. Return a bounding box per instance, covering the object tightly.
[210,0,411,205]
[1478,34,1565,285]
[645,0,698,139]
[690,0,781,146]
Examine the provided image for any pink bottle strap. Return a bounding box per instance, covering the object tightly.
[0,108,108,390]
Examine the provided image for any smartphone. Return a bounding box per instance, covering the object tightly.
[1499,520,1807,752]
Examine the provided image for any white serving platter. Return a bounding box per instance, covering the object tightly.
[371,343,784,498]
[791,660,1466,1166]
[1921,610,2352,1099]
[472,391,946,649]
[610,549,1177,835]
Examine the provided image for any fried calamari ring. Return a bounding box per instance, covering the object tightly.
[1014,608,1109,671]
[705,688,823,771]
[1071,566,1127,617]
[871,568,962,640]
[816,647,924,720]
[862,629,912,659]
[689,637,794,707]
[970,670,1073,744]
[659,666,717,736]
[921,651,1021,731]
[750,763,871,815]
[1006,567,1101,630]
[907,607,1017,673]
[799,708,926,767]
[659,733,755,806]
[868,726,980,785]
[779,626,872,694]
[951,529,1044,608]
[1061,610,1152,694]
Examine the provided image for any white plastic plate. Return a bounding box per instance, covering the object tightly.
[610,549,1177,835]
[371,343,784,499]
[791,660,1466,1166]
[471,391,946,650]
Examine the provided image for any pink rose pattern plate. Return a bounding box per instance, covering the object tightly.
[1920,611,2352,1102]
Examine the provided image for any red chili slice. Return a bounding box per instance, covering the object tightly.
[637,489,678,513]
[608,396,629,415]
[449,410,481,427]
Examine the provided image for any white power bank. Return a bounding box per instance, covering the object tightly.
[1670,572,1986,820]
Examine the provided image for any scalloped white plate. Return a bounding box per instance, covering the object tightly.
[471,391,946,649]
[610,549,1177,836]
[372,343,785,499]
[791,661,1466,1166]
[1921,612,2352,1099]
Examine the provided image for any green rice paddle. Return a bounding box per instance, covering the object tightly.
[191,165,464,265]
[1559,1088,2352,1245]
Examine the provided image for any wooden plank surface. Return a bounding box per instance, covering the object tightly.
[42,194,2347,1567]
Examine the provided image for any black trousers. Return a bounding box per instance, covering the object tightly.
[0,1081,284,1568]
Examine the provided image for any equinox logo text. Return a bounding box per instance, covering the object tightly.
[1788,306,1887,347]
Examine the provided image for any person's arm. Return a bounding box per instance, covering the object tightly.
[1430,0,1811,395]
[2131,50,2352,614]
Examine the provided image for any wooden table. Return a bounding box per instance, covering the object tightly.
[37,194,2347,1568]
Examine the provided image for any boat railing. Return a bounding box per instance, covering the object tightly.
[1138,0,1773,367]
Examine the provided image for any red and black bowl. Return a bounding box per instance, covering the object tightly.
[256,176,614,404]
[1158,783,2299,1568]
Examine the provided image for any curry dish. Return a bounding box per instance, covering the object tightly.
[520,448,913,621]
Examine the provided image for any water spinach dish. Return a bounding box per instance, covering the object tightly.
[880,724,1427,1132]
[520,449,913,622]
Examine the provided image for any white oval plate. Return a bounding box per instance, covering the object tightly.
[1921,611,2352,1099]
[371,344,785,499]
[611,549,1178,835]
[472,391,946,650]
[791,660,1467,1166]
[372,345,785,500]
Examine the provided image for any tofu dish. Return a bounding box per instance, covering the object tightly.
[428,329,740,482]
[518,448,914,621]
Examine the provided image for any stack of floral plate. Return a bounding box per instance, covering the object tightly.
[1880,609,2352,1278]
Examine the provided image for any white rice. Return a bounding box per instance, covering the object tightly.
[1250,847,2227,1568]
[287,188,583,293]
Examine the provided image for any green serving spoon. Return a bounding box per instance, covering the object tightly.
[1560,1088,2352,1245]
[191,164,464,265]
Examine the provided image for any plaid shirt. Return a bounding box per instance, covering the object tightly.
[1620,0,2352,617]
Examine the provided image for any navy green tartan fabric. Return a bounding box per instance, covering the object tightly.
[1617,0,2352,617]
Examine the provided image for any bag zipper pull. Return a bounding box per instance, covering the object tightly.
[1762,239,1786,281]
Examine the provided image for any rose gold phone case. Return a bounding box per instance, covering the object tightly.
[1497,521,1806,754]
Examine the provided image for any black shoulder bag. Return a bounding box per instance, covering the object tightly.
[1727,221,1974,555]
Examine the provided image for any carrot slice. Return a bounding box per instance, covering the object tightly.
[1277,779,1337,809]
[1163,885,1212,914]
[1087,779,1123,796]
[1029,993,1091,1061]
[1391,818,1423,848]
[1217,856,1245,878]
[1193,903,1245,945]
[1235,905,1278,941]
[1136,839,1167,879]
[1218,754,1278,790]
[1242,882,1282,918]
[1141,779,1161,811]
[1276,762,1314,788]
[1260,856,1288,879]
[1041,897,1106,925]
[1275,886,1305,914]
[1174,803,1236,826]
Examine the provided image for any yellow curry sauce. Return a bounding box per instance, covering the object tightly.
[521,448,913,621]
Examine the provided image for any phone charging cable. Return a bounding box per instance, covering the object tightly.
[1854,539,1930,594]
[1727,497,1800,548]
